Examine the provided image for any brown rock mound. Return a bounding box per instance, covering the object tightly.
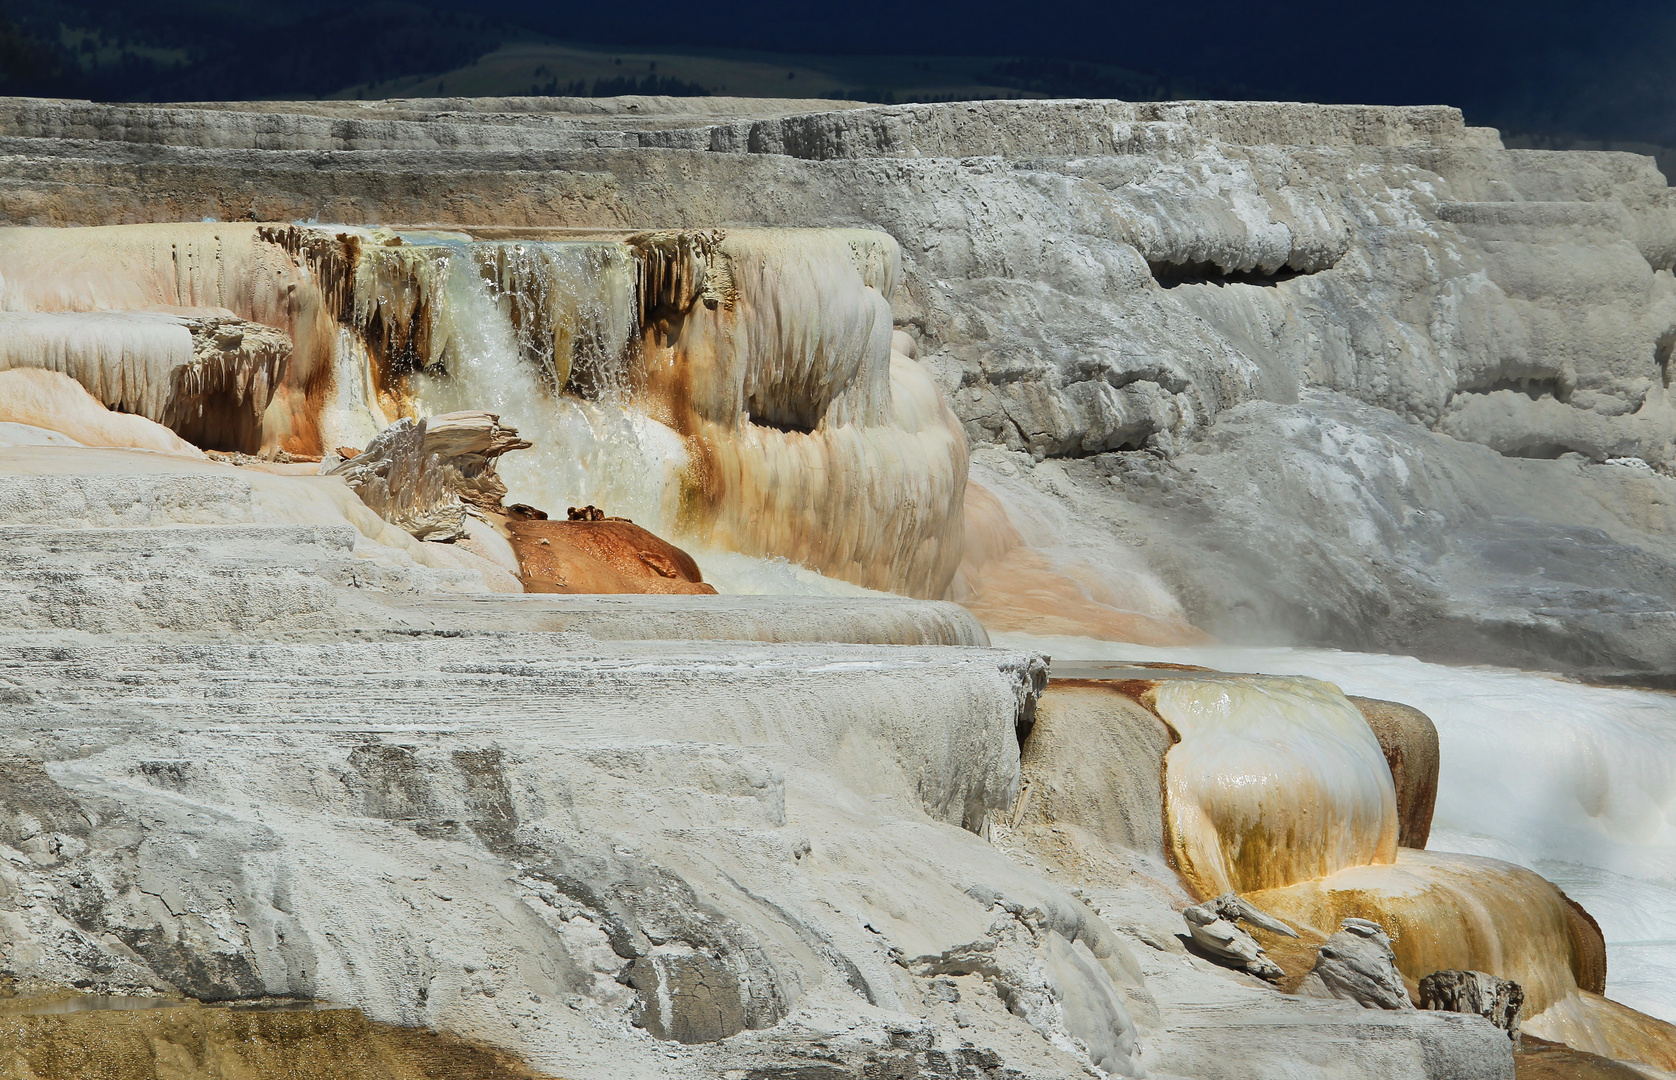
[1349,696,1440,849]
[508,518,717,595]
[1516,1036,1649,1080]
[1564,893,1609,995]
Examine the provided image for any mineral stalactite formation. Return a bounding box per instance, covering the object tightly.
[0,90,1674,1080]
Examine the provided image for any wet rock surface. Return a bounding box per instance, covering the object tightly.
[508,517,717,595]
[1349,697,1440,849]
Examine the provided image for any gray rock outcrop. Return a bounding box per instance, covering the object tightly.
[1419,970,1525,1043]
[1300,919,1416,1010]
[1180,896,1296,982]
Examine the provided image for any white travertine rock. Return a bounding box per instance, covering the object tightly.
[0,630,1149,1079]
[10,91,1676,1078]
[0,222,970,599]
[0,368,203,456]
[0,309,291,451]
[3,96,1676,670]
[0,433,1529,1079]
[0,421,82,446]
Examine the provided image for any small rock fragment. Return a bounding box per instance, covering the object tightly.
[1205,892,1300,938]
[1419,969,1524,1043]
[329,412,530,541]
[1182,902,1286,982]
[1298,918,1415,1010]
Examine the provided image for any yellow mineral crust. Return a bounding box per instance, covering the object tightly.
[680,353,968,597]
[1150,675,1399,897]
[0,994,550,1080]
[1523,990,1676,1072]
[1248,849,1581,1013]
[1245,848,1676,1071]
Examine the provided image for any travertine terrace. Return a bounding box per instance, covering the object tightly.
[0,93,1674,1079]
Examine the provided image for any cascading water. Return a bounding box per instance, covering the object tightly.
[404,236,682,528]
[387,232,897,598]
[0,221,967,599]
[1004,631,1676,1025]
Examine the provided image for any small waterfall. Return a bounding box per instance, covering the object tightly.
[0,222,967,598]
[313,226,966,599]
[403,237,688,531]
[317,328,390,451]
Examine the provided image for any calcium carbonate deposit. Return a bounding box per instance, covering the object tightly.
[0,92,1673,1079]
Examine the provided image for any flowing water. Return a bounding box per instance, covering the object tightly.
[999,631,1676,1024]
[403,237,674,526]
[400,235,883,599]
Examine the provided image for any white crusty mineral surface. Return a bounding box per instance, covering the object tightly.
[6,90,1672,1078]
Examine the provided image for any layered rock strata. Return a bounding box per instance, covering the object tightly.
[0,438,1528,1080]
[0,628,1100,1079]
[3,94,1664,671]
